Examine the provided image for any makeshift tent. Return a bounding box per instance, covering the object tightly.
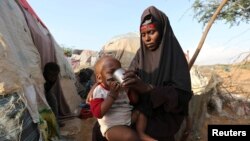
[0,0,82,140]
[70,50,98,73]
[70,33,140,72]
[99,32,140,69]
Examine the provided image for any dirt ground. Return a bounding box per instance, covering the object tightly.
[60,117,96,141]
[199,64,250,93]
[80,118,96,141]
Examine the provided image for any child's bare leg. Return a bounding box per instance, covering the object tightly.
[136,113,157,141]
[131,110,140,123]
[105,125,139,141]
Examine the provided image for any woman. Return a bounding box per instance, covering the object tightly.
[121,6,193,141]
[88,6,192,141]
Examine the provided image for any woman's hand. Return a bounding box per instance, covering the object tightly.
[121,70,138,86]
[122,70,153,94]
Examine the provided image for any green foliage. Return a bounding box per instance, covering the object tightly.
[62,47,72,57]
[192,0,250,26]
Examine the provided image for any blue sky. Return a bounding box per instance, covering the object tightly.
[27,0,249,65]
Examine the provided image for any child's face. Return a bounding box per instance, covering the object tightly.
[98,58,121,88]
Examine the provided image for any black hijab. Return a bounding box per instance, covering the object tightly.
[130,6,191,93]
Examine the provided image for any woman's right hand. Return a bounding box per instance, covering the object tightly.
[122,70,153,94]
[121,70,139,87]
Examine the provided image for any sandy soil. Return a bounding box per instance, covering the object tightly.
[59,117,96,141]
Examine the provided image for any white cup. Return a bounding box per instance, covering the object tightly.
[112,68,125,84]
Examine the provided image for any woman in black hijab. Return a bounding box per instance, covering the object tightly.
[122,6,193,141]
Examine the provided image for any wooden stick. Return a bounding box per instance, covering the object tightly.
[188,0,229,70]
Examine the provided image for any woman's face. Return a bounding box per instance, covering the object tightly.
[141,24,161,51]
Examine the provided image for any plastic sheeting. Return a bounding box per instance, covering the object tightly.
[0,92,26,140]
[0,0,47,123]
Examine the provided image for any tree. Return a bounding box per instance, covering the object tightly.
[61,44,73,57]
[192,0,250,26]
[189,0,229,69]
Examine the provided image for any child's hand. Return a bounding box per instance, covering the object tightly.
[109,81,120,98]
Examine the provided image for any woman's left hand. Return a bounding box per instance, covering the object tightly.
[122,70,153,94]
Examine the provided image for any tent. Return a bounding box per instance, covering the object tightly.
[0,0,82,140]
[70,50,98,73]
[99,32,140,69]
